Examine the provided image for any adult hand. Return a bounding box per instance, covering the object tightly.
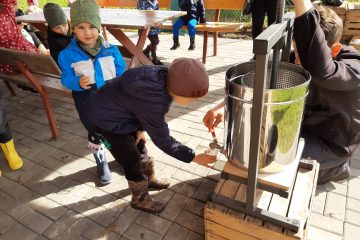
[192,153,216,168]
[135,131,146,145]
[203,110,223,132]
[79,76,91,89]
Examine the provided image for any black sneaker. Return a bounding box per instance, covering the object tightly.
[317,161,350,185]
[93,146,112,185]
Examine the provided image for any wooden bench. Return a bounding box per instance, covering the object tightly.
[0,47,70,140]
[96,0,245,64]
[350,35,360,52]
[160,0,245,64]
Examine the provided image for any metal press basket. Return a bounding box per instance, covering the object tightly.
[224,61,311,173]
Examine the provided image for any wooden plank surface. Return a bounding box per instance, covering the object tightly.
[350,36,360,52]
[222,139,304,191]
[206,233,229,240]
[206,180,296,240]
[0,48,61,76]
[16,8,186,29]
[96,0,171,9]
[0,73,70,97]
[205,160,319,240]
[284,162,319,238]
[161,21,243,32]
[96,0,245,10]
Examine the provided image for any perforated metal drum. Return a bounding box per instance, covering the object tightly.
[224,61,311,173]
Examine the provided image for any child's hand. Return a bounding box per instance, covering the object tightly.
[79,76,91,89]
[135,131,146,145]
[192,153,216,168]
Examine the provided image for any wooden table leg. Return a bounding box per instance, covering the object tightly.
[214,31,218,56]
[107,27,153,68]
[202,31,209,64]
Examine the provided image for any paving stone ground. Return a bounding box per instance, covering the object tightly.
[0,32,359,240]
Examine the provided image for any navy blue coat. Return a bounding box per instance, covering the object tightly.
[47,27,71,65]
[179,0,206,23]
[88,65,195,163]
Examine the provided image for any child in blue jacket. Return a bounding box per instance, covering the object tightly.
[58,0,127,185]
[170,0,206,51]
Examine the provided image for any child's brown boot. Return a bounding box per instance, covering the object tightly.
[141,158,170,190]
[128,180,166,213]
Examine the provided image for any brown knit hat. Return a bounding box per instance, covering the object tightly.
[167,58,209,98]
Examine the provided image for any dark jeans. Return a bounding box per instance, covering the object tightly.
[72,86,101,145]
[0,90,12,143]
[301,129,348,172]
[96,130,148,181]
[251,0,278,39]
[148,34,160,55]
[138,30,160,56]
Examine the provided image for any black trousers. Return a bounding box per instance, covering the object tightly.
[72,86,101,145]
[301,129,348,173]
[148,34,160,55]
[97,130,148,181]
[251,0,278,39]
[0,90,12,143]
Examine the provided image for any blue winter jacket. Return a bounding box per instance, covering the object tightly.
[88,65,196,163]
[58,37,127,92]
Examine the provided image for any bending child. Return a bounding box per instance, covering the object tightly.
[58,0,127,185]
[170,0,206,51]
[87,58,216,213]
[137,0,163,65]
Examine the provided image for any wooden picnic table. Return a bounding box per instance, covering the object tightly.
[16,8,186,68]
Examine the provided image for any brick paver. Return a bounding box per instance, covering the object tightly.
[0,32,359,240]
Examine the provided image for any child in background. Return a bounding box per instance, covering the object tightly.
[16,9,49,55]
[26,0,42,14]
[137,0,163,65]
[0,0,34,175]
[170,0,206,51]
[43,3,72,64]
[0,0,39,73]
[58,0,127,185]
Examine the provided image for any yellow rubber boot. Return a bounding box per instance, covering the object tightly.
[0,139,23,170]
